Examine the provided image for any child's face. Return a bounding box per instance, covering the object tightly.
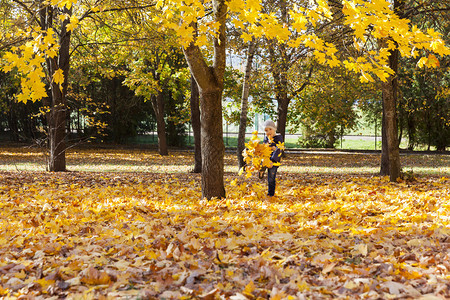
[265,127,276,138]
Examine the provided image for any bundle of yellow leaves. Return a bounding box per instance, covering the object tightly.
[239,131,283,178]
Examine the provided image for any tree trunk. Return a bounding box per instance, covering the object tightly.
[326,130,337,148]
[7,99,19,142]
[273,0,290,141]
[380,99,389,175]
[190,74,202,173]
[46,6,72,172]
[199,89,225,199]
[151,92,168,156]
[381,46,401,181]
[407,114,415,150]
[183,0,227,199]
[276,91,290,141]
[237,40,256,169]
[47,90,67,171]
[268,43,290,141]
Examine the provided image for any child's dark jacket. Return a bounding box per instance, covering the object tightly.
[264,134,284,163]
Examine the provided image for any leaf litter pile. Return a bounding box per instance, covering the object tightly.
[0,149,449,299]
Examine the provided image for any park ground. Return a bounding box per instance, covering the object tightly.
[0,146,449,299]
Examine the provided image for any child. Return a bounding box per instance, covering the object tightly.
[262,119,283,197]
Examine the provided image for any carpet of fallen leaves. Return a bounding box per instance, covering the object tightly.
[0,147,449,299]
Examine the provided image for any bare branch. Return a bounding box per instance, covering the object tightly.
[79,4,157,22]
[12,0,41,27]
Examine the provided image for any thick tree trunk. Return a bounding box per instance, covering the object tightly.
[183,0,227,199]
[237,40,256,169]
[199,89,225,199]
[47,6,71,172]
[381,47,401,181]
[151,92,168,156]
[190,74,202,173]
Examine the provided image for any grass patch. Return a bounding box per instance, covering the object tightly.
[0,146,448,176]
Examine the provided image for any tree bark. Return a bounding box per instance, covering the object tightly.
[268,44,289,140]
[199,89,225,199]
[276,89,290,141]
[273,0,289,141]
[237,40,256,169]
[183,0,227,199]
[381,46,401,181]
[46,5,71,172]
[151,92,168,156]
[48,87,67,171]
[380,99,390,175]
[379,0,404,181]
[190,74,202,173]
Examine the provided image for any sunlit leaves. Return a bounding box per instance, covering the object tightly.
[1,5,66,102]
[240,131,284,178]
[3,0,449,106]
[1,0,91,103]
[52,68,65,91]
[340,0,449,81]
[66,15,79,32]
[50,0,77,9]
[1,31,56,102]
[417,54,440,69]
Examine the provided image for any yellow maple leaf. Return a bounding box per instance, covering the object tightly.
[195,34,208,47]
[241,32,252,43]
[43,28,57,45]
[243,280,255,297]
[228,0,245,12]
[232,18,244,29]
[46,47,58,58]
[66,16,79,32]
[292,14,307,32]
[52,68,65,91]
[417,56,428,68]
[327,58,340,68]
[241,131,277,178]
[31,80,48,101]
[425,54,439,68]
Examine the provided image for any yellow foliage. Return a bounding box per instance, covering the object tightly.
[240,131,274,178]
[52,68,65,91]
[66,16,79,32]
[2,0,449,104]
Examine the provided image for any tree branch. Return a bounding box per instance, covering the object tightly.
[212,0,228,88]
[0,37,29,52]
[12,0,41,27]
[69,38,152,56]
[79,4,157,22]
[183,42,216,91]
[291,65,314,99]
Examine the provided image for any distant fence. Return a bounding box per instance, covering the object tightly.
[0,130,382,150]
[184,131,381,150]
